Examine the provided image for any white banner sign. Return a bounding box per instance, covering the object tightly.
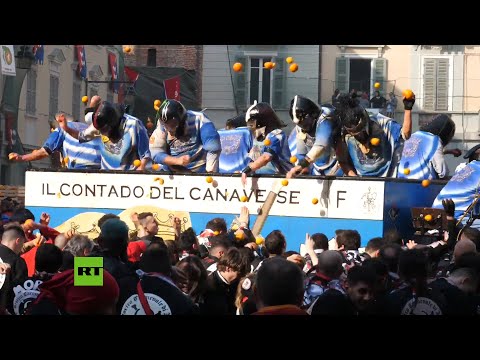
[0,45,16,76]
[25,172,385,220]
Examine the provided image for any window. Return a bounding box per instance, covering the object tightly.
[26,69,37,115]
[49,75,59,120]
[423,58,450,111]
[147,48,157,67]
[249,57,272,104]
[72,80,81,121]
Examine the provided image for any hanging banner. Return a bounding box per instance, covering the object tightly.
[0,45,16,76]
[164,76,180,100]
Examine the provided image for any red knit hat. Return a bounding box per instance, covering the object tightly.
[35,269,119,314]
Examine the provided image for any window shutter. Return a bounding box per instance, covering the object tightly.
[373,58,387,90]
[233,54,247,112]
[72,81,81,121]
[49,75,58,119]
[335,57,349,94]
[423,58,436,111]
[436,58,449,111]
[26,69,37,115]
[272,56,286,109]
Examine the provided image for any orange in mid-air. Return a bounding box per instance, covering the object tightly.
[424,214,433,222]
[264,62,274,69]
[403,168,411,175]
[206,176,213,183]
[154,99,161,107]
[370,138,380,146]
[286,57,294,64]
[281,179,289,186]
[312,198,319,205]
[264,139,271,146]
[403,89,414,99]
[124,46,132,53]
[256,236,264,245]
[240,195,248,202]
[290,156,297,164]
[81,96,88,103]
[133,159,141,167]
[422,179,431,187]
[289,63,299,72]
[152,164,160,170]
[64,157,69,165]
[233,63,243,72]
[374,82,381,89]
[24,219,35,228]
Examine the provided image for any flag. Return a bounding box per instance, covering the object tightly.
[108,52,119,94]
[32,45,44,64]
[164,76,181,101]
[125,66,139,85]
[76,45,87,79]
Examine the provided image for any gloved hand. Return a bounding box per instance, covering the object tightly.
[442,198,455,217]
[403,94,415,110]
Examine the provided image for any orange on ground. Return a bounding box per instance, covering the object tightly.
[233,63,243,72]
[289,63,299,72]
[370,137,380,146]
[403,89,414,99]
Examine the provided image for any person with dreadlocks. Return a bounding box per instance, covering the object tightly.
[149,99,221,173]
[57,100,151,170]
[240,101,292,185]
[286,96,342,178]
[336,92,414,177]
[398,114,457,180]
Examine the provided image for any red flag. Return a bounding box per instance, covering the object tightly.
[108,52,119,93]
[125,66,139,83]
[164,76,180,101]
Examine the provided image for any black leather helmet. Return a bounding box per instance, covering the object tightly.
[93,101,123,130]
[157,99,187,124]
[420,114,456,146]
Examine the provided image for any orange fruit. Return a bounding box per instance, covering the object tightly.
[81,96,88,103]
[233,62,243,72]
[158,178,164,185]
[312,198,319,205]
[133,159,141,167]
[424,214,433,222]
[264,139,271,146]
[290,156,297,164]
[213,231,220,236]
[403,168,411,175]
[8,153,15,160]
[240,195,248,202]
[286,57,294,64]
[206,176,213,183]
[24,219,34,228]
[422,179,431,187]
[256,236,264,245]
[154,105,160,112]
[124,46,132,53]
[235,231,245,240]
[264,61,273,69]
[374,82,381,89]
[271,62,276,69]
[403,89,414,99]
[281,179,289,186]
[154,99,161,107]
[64,157,69,165]
[370,137,380,146]
[102,136,110,143]
[289,63,299,72]
[152,164,160,170]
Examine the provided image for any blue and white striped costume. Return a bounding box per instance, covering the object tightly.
[43,121,101,169]
[288,113,339,175]
[250,129,293,175]
[398,131,447,180]
[432,161,480,220]
[150,110,221,173]
[344,114,403,177]
[218,127,253,173]
[79,114,151,170]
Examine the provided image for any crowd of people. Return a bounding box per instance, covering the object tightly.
[0,195,479,316]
